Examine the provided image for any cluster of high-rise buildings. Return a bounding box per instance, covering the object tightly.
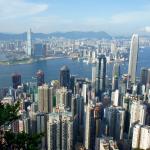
[1,33,150,150]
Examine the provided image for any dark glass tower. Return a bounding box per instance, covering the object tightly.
[36,70,44,86]
[140,68,148,86]
[12,73,21,89]
[112,63,120,91]
[60,65,70,88]
[95,55,106,98]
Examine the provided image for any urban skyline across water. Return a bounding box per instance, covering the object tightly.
[0,47,149,88]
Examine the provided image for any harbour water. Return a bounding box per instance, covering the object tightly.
[0,47,149,88]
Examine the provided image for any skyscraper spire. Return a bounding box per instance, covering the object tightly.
[128,34,139,84]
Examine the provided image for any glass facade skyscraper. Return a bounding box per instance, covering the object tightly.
[128,34,139,84]
[95,55,106,99]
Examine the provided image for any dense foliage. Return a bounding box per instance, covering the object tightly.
[0,102,43,150]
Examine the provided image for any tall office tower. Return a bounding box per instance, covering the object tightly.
[140,68,148,85]
[94,103,104,137]
[84,104,95,150]
[92,65,96,89]
[139,125,150,149]
[60,65,70,88]
[115,108,125,140]
[84,105,91,150]
[147,69,150,84]
[128,34,139,84]
[47,113,60,150]
[56,87,72,108]
[70,75,75,94]
[33,43,46,58]
[104,106,125,140]
[38,84,53,113]
[47,112,73,150]
[75,95,84,130]
[104,106,116,138]
[112,63,120,91]
[95,55,106,99]
[12,73,21,89]
[36,113,46,149]
[36,70,45,86]
[72,95,84,145]
[27,28,32,56]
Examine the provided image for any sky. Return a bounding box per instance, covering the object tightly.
[0,0,150,35]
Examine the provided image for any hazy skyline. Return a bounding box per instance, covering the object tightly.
[1,0,150,35]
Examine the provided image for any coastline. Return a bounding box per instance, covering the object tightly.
[0,56,66,66]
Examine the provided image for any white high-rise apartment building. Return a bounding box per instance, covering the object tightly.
[47,112,73,150]
[130,101,147,127]
[132,124,150,150]
[140,126,150,149]
[132,124,141,149]
[61,112,73,150]
[128,34,139,84]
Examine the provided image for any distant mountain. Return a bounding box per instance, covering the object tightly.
[49,31,112,39]
[0,31,112,40]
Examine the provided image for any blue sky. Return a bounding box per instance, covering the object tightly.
[0,0,150,35]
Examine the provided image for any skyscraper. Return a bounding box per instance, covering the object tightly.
[56,87,72,108]
[92,65,96,89]
[12,73,21,89]
[36,70,45,86]
[36,113,46,149]
[47,113,60,150]
[27,28,32,56]
[38,84,53,113]
[132,124,150,150]
[128,34,139,84]
[140,68,148,85]
[95,55,106,98]
[61,112,73,150]
[129,101,147,138]
[60,65,70,88]
[47,112,73,150]
[33,43,46,58]
[139,125,150,149]
[112,63,120,91]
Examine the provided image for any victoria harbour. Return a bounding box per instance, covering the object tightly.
[0,47,149,88]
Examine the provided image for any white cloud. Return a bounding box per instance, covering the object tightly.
[143,26,150,33]
[0,0,48,19]
[110,7,150,24]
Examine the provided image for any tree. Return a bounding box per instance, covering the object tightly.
[0,102,43,150]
